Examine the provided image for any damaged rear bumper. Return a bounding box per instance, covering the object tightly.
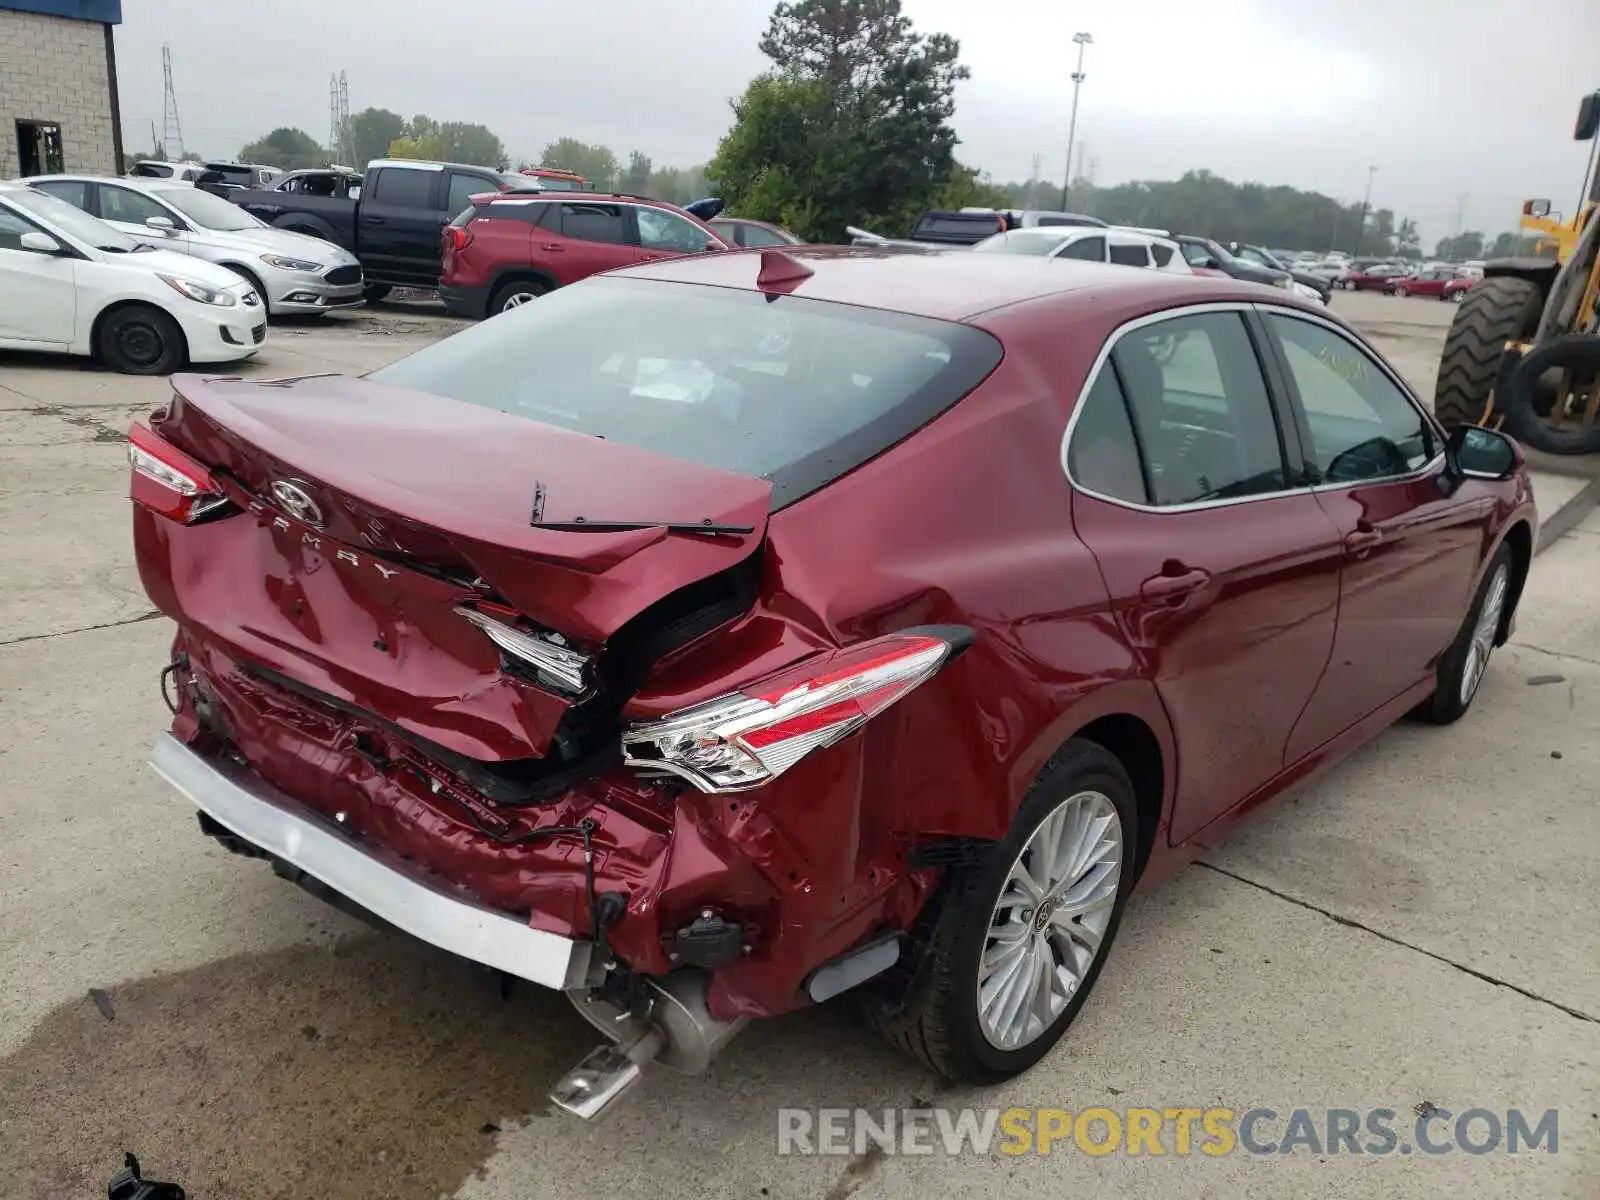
[149,732,593,991]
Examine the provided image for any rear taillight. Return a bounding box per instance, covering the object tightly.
[442,225,473,254]
[620,628,972,793]
[128,420,229,523]
[455,604,591,694]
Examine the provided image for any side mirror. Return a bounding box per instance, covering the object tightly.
[144,215,177,234]
[1523,199,1552,218]
[18,230,63,255]
[1443,423,1521,491]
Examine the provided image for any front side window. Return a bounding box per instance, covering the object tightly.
[559,202,626,245]
[0,204,43,252]
[1058,235,1104,261]
[369,167,436,208]
[635,206,708,252]
[1108,242,1150,267]
[1267,314,1435,483]
[368,276,1002,507]
[1104,312,1288,506]
[98,186,171,227]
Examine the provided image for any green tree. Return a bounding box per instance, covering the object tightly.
[710,0,969,242]
[647,163,711,205]
[1395,218,1422,259]
[1434,231,1486,261]
[541,138,619,189]
[934,162,1012,210]
[238,127,326,170]
[438,121,507,169]
[622,150,653,194]
[347,107,405,167]
[387,133,448,161]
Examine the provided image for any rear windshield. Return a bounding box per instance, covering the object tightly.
[368,276,1002,508]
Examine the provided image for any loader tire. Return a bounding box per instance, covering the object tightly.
[1432,276,1544,430]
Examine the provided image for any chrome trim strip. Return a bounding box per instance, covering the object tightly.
[149,733,592,990]
[1058,299,1444,515]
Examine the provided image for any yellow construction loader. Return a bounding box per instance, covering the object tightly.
[1434,91,1600,454]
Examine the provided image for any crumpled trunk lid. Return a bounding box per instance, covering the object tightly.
[144,372,770,766]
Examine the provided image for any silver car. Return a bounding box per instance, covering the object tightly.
[21,175,364,317]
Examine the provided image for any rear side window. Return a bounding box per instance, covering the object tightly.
[370,168,436,208]
[1150,243,1174,267]
[1068,366,1149,504]
[559,202,626,245]
[1099,313,1288,506]
[446,173,492,218]
[1109,242,1149,267]
[1059,236,1104,261]
[368,277,1003,508]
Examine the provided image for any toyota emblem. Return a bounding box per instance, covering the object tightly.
[270,479,325,527]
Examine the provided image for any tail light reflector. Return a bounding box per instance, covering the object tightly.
[620,629,971,793]
[442,225,473,254]
[128,420,229,523]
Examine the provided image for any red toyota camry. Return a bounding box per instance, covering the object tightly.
[131,247,1535,1118]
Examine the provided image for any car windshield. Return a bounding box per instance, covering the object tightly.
[152,186,263,231]
[368,276,1003,507]
[971,230,1070,256]
[6,187,141,252]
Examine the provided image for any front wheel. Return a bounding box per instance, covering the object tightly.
[867,740,1137,1084]
[361,283,392,303]
[97,304,187,375]
[1418,544,1513,725]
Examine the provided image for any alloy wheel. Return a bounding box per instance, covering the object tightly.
[976,790,1123,1051]
[501,291,539,311]
[1459,563,1509,706]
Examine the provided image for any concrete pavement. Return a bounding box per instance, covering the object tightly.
[1,302,1596,1199]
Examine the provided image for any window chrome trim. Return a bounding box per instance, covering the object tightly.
[1059,300,1443,515]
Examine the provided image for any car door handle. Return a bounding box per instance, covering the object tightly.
[367,216,386,225]
[1140,567,1211,603]
[1345,523,1383,556]
[540,243,564,251]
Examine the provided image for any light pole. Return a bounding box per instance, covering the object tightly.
[1060,31,1093,211]
[1357,164,1378,255]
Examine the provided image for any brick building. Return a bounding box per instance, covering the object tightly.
[0,0,123,179]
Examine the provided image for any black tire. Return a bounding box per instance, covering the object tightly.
[362,284,392,303]
[1418,544,1514,725]
[1502,334,1600,456]
[1433,276,1544,431]
[490,277,550,315]
[866,740,1139,1084]
[96,304,187,376]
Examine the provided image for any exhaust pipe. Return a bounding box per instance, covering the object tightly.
[550,972,746,1120]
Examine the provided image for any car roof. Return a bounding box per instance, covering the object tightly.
[473,191,694,213]
[614,244,1292,322]
[24,173,183,193]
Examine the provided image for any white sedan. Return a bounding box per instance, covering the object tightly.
[0,182,265,375]
[971,226,1195,272]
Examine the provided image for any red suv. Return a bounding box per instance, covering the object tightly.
[440,193,730,318]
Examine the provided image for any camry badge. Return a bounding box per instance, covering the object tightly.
[270,479,324,527]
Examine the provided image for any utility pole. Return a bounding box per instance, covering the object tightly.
[1059,31,1093,211]
[160,45,184,161]
[1356,164,1377,255]
[1028,152,1043,208]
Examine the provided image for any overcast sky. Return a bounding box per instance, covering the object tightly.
[114,0,1597,244]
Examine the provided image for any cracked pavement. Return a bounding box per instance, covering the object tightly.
[1,294,1596,1199]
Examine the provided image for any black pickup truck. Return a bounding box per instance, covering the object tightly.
[231,159,536,297]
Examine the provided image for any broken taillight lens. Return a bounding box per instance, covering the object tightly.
[620,629,970,793]
[128,420,230,523]
[455,605,592,694]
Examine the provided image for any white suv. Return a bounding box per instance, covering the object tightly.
[0,182,265,375]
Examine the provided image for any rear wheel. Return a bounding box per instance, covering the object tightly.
[96,304,187,375]
[865,740,1137,1084]
[491,278,550,314]
[1432,275,1544,431]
